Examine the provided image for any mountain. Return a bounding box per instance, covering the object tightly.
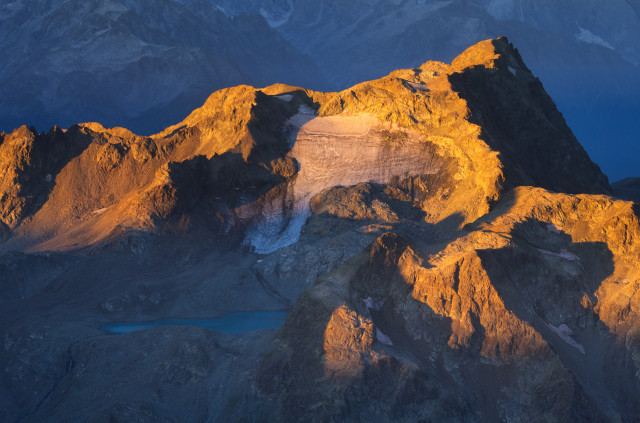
[212,0,640,182]
[2,0,638,180]
[3,37,640,422]
[0,0,325,135]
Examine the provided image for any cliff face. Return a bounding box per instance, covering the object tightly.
[0,38,609,253]
[1,38,638,423]
[246,112,445,253]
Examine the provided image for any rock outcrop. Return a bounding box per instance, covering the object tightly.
[261,0,640,181]
[258,186,640,421]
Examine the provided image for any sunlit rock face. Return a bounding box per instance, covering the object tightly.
[258,187,640,422]
[261,0,640,180]
[244,107,440,253]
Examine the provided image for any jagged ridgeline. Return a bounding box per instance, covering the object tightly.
[0,37,609,251]
[1,38,639,423]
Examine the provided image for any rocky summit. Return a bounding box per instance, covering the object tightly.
[1,37,639,422]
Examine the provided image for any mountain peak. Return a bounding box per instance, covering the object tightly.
[451,36,526,73]
[0,36,610,249]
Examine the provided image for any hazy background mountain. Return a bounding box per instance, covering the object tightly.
[0,0,325,135]
[1,0,638,180]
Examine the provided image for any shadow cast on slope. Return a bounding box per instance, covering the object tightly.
[254,213,484,423]
[341,221,611,421]
[477,218,640,421]
[0,125,94,231]
[142,89,319,241]
[447,38,610,195]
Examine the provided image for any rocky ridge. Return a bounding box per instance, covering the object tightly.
[216,0,640,181]
[3,0,640,181]
[1,38,639,422]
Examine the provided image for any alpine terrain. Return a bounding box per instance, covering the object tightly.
[1,37,640,422]
[2,0,639,181]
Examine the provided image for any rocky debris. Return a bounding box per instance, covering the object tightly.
[311,182,427,223]
[0,251,67,302]
[20,327,272,423]
[0,239,291,423]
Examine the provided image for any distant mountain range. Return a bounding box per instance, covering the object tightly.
[1,0,638,179]
[0,0,325,135]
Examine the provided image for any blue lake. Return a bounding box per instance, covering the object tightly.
[100,310,288,334]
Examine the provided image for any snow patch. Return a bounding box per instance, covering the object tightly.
[275,94,293,102]
[244,106,439,254]
[364,297,384,311]
[576,27,614,50]
[547,323,585,354]
[407,81,429,91]
[537,248,580,261]
[245,213,309,255]
[508,66,517,76]
[376,328,393,346]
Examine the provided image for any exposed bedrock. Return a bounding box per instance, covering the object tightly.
[0,38,610,255]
